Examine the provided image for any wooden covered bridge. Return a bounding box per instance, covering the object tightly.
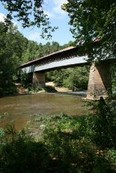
[19,46,112,100]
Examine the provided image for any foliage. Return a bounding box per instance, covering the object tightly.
[0,0,57,39]
[42,116,114,173]
[63,67,89,91]
[0,22,17,96]
[92,98,116,148]
[46,69,66,87]
[18,71,32,88]
[0,22,30,96]
[111,63,116,92]
[46,66,89,91]
[63,0,116,60]
[0,125,50,173]
[43,100,116,172]
[28,86,42,94]
[44,85,57,93]
[22,41,63,63]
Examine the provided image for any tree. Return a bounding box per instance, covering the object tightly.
[63,67,89,91]
[46,67,89,90]
[22,41,63,63]
[0,22,28,96]
[0,22,16,95]
[22,41,41,62]
[63,0,116,60]
[0,0,57,38]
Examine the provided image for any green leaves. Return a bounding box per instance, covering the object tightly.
[63,0,116,60]
[47,66,89,90]
[1,0,57,38]
[0,22,27,96]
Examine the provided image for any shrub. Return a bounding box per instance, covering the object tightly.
[42,114,115,173]
[44,85,57,92]
[92,98,116,148]
[0,125,50,173]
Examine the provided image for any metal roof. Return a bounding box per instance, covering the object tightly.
[19,46,80,68]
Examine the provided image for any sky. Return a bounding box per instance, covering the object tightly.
[0,0,74,45]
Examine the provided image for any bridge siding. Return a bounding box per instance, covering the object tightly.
[21,55,88,73]
[34,56,88,72]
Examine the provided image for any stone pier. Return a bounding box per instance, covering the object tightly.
[32,72,45,88]
[87,62,111,100]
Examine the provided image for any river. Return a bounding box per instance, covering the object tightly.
[0,93,87,130]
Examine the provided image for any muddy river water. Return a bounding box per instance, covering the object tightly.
[0,93,87,130]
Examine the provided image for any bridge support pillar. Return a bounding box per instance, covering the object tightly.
[32,72,45,88]
[87,62,111,100]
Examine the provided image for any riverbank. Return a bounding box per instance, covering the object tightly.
[46,82,72,92]
[16,82,72,95]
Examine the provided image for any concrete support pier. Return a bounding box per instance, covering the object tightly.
[87,62,111,100]
[32,72,45,88]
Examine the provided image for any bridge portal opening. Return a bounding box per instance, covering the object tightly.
[46,66,90,92]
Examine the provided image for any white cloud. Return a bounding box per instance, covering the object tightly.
[0,13,6,22]
[44,0,68,19]
[44,10,54,18]
[53,0,67,14]
[0,12,20,29]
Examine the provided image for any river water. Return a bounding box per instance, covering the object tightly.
[0,93,87,130]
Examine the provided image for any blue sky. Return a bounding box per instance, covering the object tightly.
[0,0,74,45]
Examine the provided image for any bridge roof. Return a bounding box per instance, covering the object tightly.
[19,46,81,68]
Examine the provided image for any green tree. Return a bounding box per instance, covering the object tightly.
[22,41,41,62]
[0,22,16,96]
[47,69,67,87]
[63,0,116,60]
[22,41,63,63]
[112,63,116,92]
[0,0,57,38]
[37,42,62,56]
[0,22,28,96]
[46,67,89,90]
[63,67,89,91]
